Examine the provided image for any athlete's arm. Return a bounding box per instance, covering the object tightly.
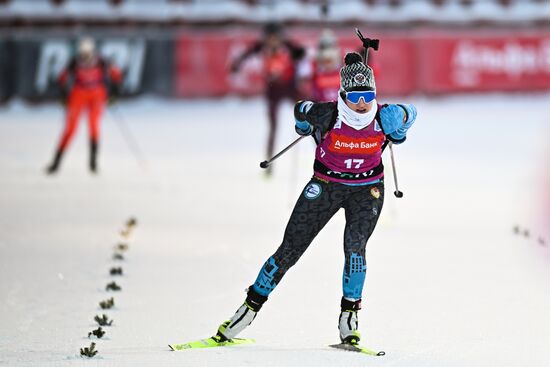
[294,100,337,136]
[283,40,306,61]
[230,41,263,73]
[58,58,76,88]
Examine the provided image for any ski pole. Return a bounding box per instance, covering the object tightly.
[260,135,306,169]
[356,29,402,198]
[388,142,403,198]
[108,105,148,171]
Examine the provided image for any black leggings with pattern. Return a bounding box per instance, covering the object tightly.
[251,177,384,301]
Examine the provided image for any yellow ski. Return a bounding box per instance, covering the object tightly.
[169,337,255,351]
[329,342,385,356]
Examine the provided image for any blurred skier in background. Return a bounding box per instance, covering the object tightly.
[297,29,342,103]
[46,37,122,174]
[230,22,306,175]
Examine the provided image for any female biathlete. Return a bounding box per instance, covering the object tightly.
[216,52,417,346]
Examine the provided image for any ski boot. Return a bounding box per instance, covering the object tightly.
[46,162,59,175]
[338,297,362,344]
[89,140,98,174]
[216,287,267,341]
[46,149,63,175]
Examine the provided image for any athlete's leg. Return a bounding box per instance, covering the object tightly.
[58,92,85,151]
[217,178,346,340]
[253,178,346,297]
[87,91,105,173]
[342,182,384,299]
[338,182,384,342]
[47,91,85,173]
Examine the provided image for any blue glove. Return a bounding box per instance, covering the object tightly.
[294,100,314,136]
[379,104,404,134]
[398,104,417,131]
[379,104,417,142]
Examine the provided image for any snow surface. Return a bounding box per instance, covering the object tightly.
[1,95,549,367]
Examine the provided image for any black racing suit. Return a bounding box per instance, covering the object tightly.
[249,102,387,303]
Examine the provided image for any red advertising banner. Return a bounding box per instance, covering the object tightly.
[418,33,550,93]
[175,30,416,98]
[175,30,550,97]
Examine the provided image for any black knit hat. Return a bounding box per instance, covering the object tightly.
[340,52,376,92]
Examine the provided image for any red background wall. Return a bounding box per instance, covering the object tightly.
[175,29,550,97]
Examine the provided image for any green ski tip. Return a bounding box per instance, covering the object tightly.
[169,337,255,351]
